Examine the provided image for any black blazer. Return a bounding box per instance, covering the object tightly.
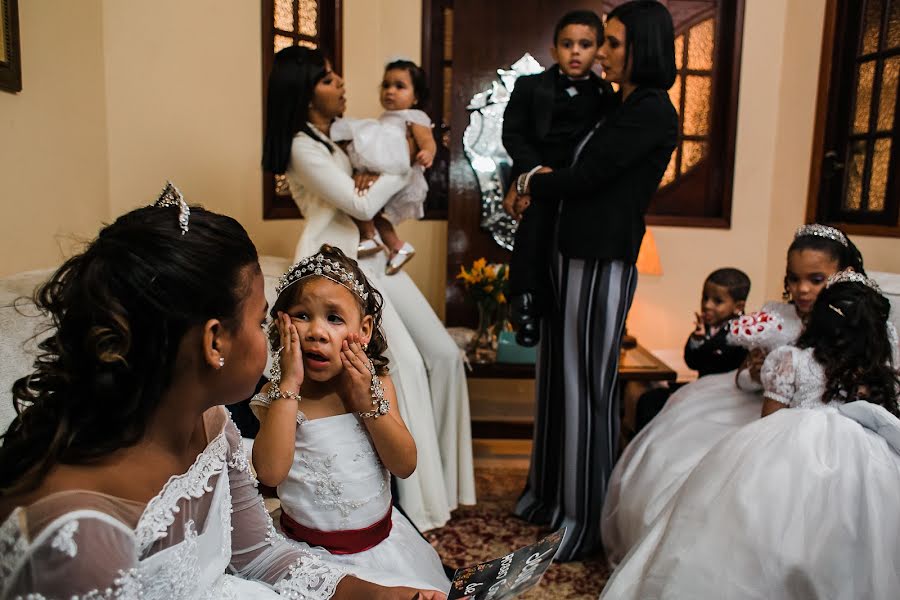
[683,322,748,378]
[502,65,615,178]
[529,86,678,262]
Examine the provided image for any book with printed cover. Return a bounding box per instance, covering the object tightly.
[447,527,565,599]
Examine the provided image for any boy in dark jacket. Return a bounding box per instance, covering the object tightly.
[635,268,751,432]
[502,10,617,346]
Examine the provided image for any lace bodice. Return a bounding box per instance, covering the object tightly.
[0,408,347,599]
[273,411,390,532]
[760,346,830,409]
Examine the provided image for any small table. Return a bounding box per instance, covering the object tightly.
[467,344,676,439]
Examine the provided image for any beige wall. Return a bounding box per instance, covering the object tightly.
[0,0,110,277]
[101,0,298,263]
[2,0,896,347]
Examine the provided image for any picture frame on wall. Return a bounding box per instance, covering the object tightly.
[0,0,22,93]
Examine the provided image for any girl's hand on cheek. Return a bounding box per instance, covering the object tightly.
[277,311,304,392]
[338,333,374,413]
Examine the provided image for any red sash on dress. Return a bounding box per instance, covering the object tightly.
[280,504,393,555]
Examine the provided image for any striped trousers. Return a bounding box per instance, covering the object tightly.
[514,254,638,562]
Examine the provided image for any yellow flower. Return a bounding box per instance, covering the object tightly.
[484,284,494,293]
[497,292,507,304]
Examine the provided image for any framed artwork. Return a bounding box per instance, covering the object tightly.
[0,0,22,93]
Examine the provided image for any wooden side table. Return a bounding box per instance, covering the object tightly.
[467,344,676,439]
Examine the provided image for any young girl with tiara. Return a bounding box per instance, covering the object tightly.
[602,223,867,564]
[250,244,450,592]
[331,60,436,274]
[602,272,900,598]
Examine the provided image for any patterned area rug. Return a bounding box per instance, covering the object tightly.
[426,466,611,599]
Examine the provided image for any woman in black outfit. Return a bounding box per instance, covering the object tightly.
[504,0,678,561]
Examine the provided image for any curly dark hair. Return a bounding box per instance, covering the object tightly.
[268,244,390,376]
[796,281,899,417]
[0,205,259,497]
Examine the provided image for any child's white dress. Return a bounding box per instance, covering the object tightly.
[601,345,900,599]
[601,301,803,563]
[330,109,432,224]
[250,398,450,592]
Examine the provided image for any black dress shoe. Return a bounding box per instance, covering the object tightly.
[510,293,540,347]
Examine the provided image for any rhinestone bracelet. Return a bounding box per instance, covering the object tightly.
[358,368,390,420]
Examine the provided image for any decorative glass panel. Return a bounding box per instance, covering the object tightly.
[687,19,715,71]
[660,151,677,187]
[844,139,867,210]
[299,0,319,37]
[862,0,883,54]
[298,39,317,49]
[674,34,684,70]
[443,8,454,61]
[443,65,453,127]
[274,0,294,32]
[684,75,711,135]
[274,34,293,53]
[682,140,706,172]
[878,56,898,131]
[869,138,892,211]
[668,74,682,116]
[854,61,875,133]
[888,0,900,48]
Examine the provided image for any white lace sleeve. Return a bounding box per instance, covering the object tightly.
[760,346,797,406]
[225,419,347,599]
[2,510,139,599]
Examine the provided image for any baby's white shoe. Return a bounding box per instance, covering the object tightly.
[385,242,415,275]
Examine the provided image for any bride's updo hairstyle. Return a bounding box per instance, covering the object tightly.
[0,205,258,496]
[797,279,899,417]
[268,244,390,376]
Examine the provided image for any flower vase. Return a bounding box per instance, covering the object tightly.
[470,303,498,364]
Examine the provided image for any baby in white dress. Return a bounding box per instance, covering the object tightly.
[331,60,436,275]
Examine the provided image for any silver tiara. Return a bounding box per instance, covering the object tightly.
[153,181,191,235]
[826,269,881,292]
[795,223,848,247]
[276,252,369,303]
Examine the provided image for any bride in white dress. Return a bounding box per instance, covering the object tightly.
[601,273,900,599]
[0,200,444,599]
[262,46,475,532]
[601,225,866,563]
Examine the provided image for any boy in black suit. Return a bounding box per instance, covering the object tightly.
[634,268,751,432]
[502,10,616,346]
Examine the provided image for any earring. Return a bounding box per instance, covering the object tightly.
[218,357,225,368]
[362,342,369,351]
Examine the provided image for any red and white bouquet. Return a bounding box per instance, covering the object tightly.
[727,311,786,351]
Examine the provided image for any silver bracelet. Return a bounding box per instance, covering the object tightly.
[357,361,390,420]
[516,165,543,196]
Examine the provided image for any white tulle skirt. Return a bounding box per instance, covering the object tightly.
[601,405,900,599]
[601,371,762,563]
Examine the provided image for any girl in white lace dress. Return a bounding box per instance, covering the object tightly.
[250,244,450,592]
[601,224,867,564]
[331,60,436,275]
[0,195,445,599]
[601,273,900,599]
